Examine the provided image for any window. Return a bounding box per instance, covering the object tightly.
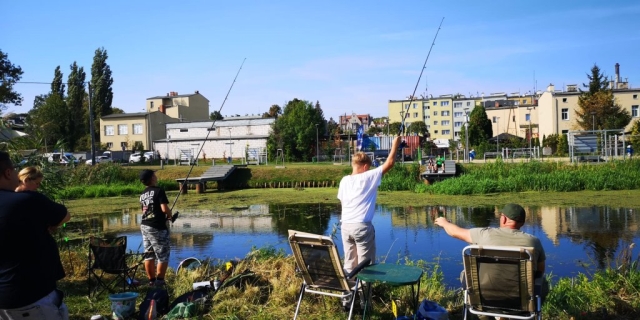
[404,103,409,109]
[561,130,569,134]
[413,103,417,109]
[133,123,143,134]
[441,111,450,116]
[434,121,438,125]
[442,130,450,135]
[433,111,438,116]
[492,116,498,123]
[466,102,471,106]
[514,101,519,106]
[180,129,188,132]
[433,101,437,106]
[632,105,639,117]
[150,101,154,109]
[454,121,462,127]
[634,95,638,99]
[427,125,431,130]
[207,127,216,131]
[413,112,418,118]
[525,114,530,121]
[106,142,113,149]
[440,101,450,106]
[454,132,459,137]
[512,115,516,122]
[434,130,438,134]
[454,112,463,117]
[118,124,128,135]
[562,98,567,103]
[523,99,527,104]
[454,102,462,108]
[561,108,569,120]
[104,125,114,136]
[120,142,128,149]
[441,120,450,126]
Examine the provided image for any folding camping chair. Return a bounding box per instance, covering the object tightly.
[288,230,370,320]
[87,236,144,297]
[462,245,542,320]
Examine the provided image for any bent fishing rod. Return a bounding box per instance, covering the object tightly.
[399,17,444,137]
[169,58,246,215]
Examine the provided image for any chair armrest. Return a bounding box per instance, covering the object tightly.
[346,258,371,280]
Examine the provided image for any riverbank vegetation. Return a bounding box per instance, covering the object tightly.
[58,241,640,319]
[45,158,640,200]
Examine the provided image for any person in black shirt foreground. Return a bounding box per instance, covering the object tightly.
[139,169,173,287]
[0,151,71,319]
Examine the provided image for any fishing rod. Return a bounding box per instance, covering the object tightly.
[398,17,444,137]
[169,58,246,216]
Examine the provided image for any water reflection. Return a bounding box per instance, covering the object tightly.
[81,204,640,287]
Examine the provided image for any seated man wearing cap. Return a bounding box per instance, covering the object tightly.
[139,169,173,287]
[434,203,548,310]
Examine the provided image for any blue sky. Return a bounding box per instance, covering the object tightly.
[4,0,640,121]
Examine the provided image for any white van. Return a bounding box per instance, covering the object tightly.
[48,152,79,165]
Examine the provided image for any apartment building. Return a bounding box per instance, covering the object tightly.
[483,93,539,140]
[146,91,210,121]
[452,97,477,141]
[100,90,210,151]
[388,99,426,125]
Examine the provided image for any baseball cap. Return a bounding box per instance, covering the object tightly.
[139,169,156,183]
[502,203,526,222]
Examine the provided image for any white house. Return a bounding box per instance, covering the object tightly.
[154,116,275,162]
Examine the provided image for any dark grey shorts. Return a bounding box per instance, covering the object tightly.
[141,225,170,263]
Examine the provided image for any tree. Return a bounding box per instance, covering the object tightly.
[630,120,640,152]
[111,107,124,114]
[210,110,223,120]
[29,94,71,148]
[367,126,381,136]
[460,106,493,149]
[90,47,114,128]
[576,64,630,131]
[0,49,24,112]
[407,121,428,136]
[576,90,630,130]
[581,64,608,95]
[266,98,325,161]
[51,66,65,98]
[66,62,86,151]
[388,122,402,136]
[262,104,282,118]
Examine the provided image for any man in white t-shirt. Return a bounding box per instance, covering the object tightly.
[338,136,402,273]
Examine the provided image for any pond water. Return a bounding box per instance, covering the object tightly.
[77,204,640,287]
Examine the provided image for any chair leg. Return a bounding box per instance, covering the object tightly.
[293,283,306,320]
[347,278,359,320]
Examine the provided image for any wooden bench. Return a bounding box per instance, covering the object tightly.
[484,152,502,160]
[176,165,236,193]
[421,160,456,181]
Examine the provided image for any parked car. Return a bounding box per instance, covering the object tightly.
[48,152,79,165]
[85,156,113,165]
[129,151,155,163]
[143,151,155,160]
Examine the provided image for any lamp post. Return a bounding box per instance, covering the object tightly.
[527,107,533,151]
[496,117,500,153]
[591,111,596,131]
[315,123,319,162]
[464,108,470,163]
[384,118,391,152]
[227,127,233,164]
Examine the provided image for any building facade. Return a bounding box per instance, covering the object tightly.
[146,91,210,122]
[338,113,372,133]
[100,111,179,151]
[154,116,275,161]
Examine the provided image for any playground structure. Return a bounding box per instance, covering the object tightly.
[247,147,268,165]
[275,149,285,168]
[568,129,630,163]
[333,148,344,165]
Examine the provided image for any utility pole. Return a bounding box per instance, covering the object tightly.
[527,106,533,152]
[315,123,319,162]
[464,108,470,163]
[88,84,96,165]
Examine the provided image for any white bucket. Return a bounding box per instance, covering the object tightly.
[108,292,139,318]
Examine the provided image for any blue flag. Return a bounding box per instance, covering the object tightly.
[356,125,364,151]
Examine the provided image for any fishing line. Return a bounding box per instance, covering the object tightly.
[398,17,445,136]
[169,58,246,213]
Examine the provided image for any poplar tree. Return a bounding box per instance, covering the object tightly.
[90,47,114,141]
[51,66,65,98]
[67,62,86,150]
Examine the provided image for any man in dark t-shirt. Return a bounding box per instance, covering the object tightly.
[139,169,173,287]
[0,151,71,318]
